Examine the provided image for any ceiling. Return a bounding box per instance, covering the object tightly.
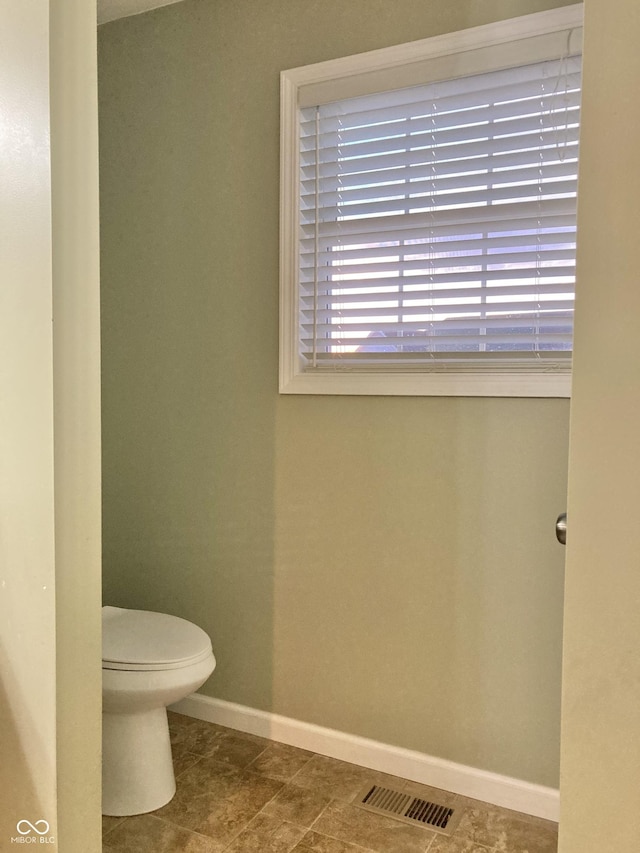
[98,0,186,25]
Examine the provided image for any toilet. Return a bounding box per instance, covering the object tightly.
[102,605,216,816]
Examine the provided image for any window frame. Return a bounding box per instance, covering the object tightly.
[280,4,584,397]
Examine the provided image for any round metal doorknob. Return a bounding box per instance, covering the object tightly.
[556,513,567,545]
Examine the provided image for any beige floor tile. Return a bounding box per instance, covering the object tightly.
[168,711,194,727]
[225,820,307,852]
[290,755,408,804]
[104,814,221,852]
[247,741,314,781]
[159,754,239,811]
[261,782,332,827]
[312,800,434,853]
[427,835,494,853]
[206,730,270,770]
[295,829,377,852]
[455,804,558,853]
[102,814,126,837]
[168,710,198,729]
[455,796,557,831]
[155,762,283,844]
[243,812,290,835]
[168,713,230,756]
[169,712,270,770]
[172,742,204,777]
[242,812,284,834]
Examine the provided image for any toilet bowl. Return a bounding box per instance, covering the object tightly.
[102,606,216,816]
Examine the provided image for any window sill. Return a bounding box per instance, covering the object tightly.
[279,369,571,398]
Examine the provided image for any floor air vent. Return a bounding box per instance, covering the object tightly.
[357,784,462,836]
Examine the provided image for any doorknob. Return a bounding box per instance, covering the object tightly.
[556,513,567,545]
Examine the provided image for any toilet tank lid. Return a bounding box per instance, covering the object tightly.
[102,606,212,667]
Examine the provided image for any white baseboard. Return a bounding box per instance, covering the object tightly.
[170,693,559,822]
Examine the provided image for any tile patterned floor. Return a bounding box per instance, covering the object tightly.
[102,713,558,853]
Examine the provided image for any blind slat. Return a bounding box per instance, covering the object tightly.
[300,292,573,326]
[301,219,576,258]
[301,127,580,178]
[303,180,576,222]
[302,237,576,268]
[302,332,573,347]
[301,64,580,123]
[300,85,581,141]
[302,161,578,208]
[308,351,571,365]
[302,289,575,314]
[303,93,581,150]
[302,149,579,191]
[304,314,572,331]
[302,297,576,319]
[301,139,579,183]
[302,114,579,165]
[301,199,577,243]
[301,268,577,295]
[301,249,575,278]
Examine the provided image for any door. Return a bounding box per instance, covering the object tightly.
[0,1,102,850]
[558,1,640,850]
[0,1,59,843]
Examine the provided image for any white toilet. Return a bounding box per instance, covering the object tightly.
[102,605,216,816]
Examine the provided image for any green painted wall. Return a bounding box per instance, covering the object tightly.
[99,0,573,787]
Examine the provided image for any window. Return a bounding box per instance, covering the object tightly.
[280,5,583,396]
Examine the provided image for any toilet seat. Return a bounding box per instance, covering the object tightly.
[102,605,213,671]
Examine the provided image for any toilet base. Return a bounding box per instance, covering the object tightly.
[102,707,176,816]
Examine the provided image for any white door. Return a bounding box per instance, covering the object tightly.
[558,1,640,850]
[0,1,102,850]
[0,1,58,842]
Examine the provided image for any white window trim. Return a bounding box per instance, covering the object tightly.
[280,4,584,398]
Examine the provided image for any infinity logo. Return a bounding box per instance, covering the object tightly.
[16,820,50,836]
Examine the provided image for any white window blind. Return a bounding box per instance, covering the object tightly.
[298,55,581,376]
